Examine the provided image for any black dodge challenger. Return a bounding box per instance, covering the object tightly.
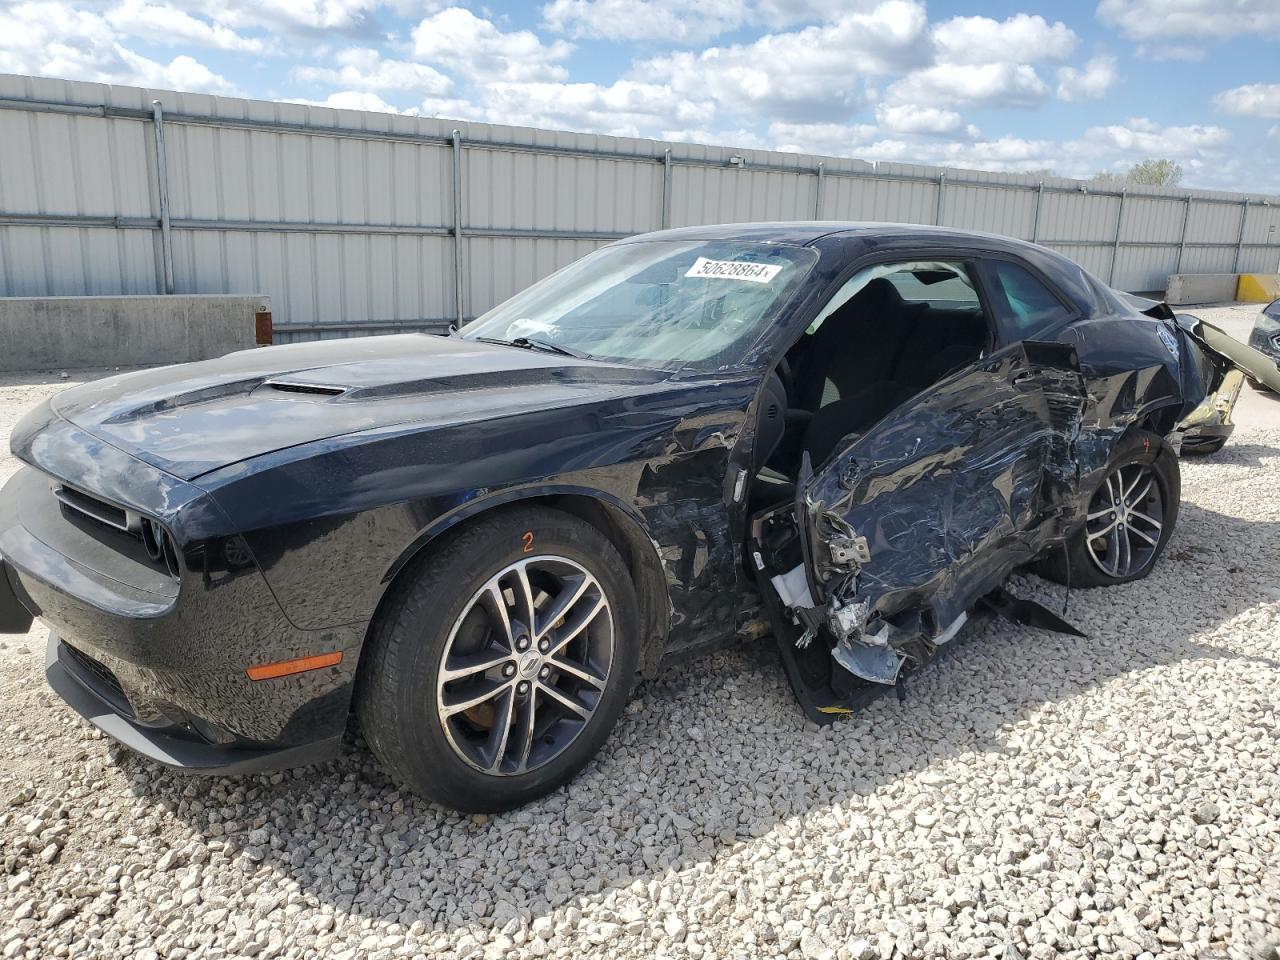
[3,223,1277,812]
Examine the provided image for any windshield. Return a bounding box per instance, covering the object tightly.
[461,240,818,371]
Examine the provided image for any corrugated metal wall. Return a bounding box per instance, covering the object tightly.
[2,73,1279,342]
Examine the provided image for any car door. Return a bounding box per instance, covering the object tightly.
[798,335,1082,622]
[751,335,1085,711]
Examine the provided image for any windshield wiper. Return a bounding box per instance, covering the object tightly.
[474,336,593,361]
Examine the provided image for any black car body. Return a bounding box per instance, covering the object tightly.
[1248,298,1280,379]
[1116,291,1247,456]
[2,223,1277,809]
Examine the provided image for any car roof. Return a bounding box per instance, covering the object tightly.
[619,221,1042,253]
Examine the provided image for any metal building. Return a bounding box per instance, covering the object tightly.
[2,73,1278,342]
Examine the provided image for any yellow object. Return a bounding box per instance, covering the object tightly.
[1236,273,1280,302]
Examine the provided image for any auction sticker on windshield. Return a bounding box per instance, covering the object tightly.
[684,257,784,284]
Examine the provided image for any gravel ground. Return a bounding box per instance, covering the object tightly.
[2,308,1279,960]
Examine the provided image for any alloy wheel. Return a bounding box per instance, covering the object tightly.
[1084,463,1165,579]
[435,556,613,776]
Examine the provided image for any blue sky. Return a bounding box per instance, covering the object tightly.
[2,0,1278,193]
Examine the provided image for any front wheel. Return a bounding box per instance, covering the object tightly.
[356,506,639,812]
[1040,429,1180,588]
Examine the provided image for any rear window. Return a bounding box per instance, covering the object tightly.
[985,260,1074,337]
[884,270,980,306]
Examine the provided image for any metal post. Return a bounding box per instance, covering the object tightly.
[150,100,174,295]
[1030,181,1044,243]
[1175,196,1192,274]
[1232,198,1248,273]
[935,171,946,226]
[814,162,825,220]
[661,149,672,229]
[1108,189,1126,284]
[450,130,465,328]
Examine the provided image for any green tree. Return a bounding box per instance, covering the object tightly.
[1092,159,1183,187]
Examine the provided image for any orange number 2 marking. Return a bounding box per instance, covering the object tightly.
[522,531,534,553]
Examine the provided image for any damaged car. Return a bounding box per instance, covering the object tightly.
[3,222,1278,813]
[1247,298,1280,393]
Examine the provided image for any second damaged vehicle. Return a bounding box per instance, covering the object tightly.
[4,223,1279,813]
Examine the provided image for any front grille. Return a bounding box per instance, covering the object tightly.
[54,484,133,532]
[60,642,135,718]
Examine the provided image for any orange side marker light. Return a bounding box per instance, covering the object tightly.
[246,651,343,681]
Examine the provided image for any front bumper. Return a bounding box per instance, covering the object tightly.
[1247,321,1280,364]
[1178,367,1244,452]
[1,411,366,769]
[0,559,34,634]
[46,634,341,774]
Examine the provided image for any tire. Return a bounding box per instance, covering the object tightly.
[1039,429,1180,588]
[1179,435,1228,456]
[356,506,639,813]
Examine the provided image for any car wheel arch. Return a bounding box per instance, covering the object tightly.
[362,489,672,685]
[1118,400,1182,449]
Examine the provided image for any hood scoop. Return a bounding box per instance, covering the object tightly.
[262,380,348,398]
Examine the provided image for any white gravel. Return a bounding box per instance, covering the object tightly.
[2,311,1280,960]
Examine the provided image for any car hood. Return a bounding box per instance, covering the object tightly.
[49,335,668,480]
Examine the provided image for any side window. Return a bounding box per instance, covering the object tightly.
[883,269,981,308]
[790,259,993,413]
[984,260,1074,339]
[807,260,982,334]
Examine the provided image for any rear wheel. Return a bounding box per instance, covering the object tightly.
[356,506,639,812]
[1040,429,1179,588]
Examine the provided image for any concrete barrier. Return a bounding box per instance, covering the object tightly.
[1165,274,1241,305]
[0,295,271,373]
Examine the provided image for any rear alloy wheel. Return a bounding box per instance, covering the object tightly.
[1039,429,1179,588]
[1083,462,1165,579]
[357,506,639,812]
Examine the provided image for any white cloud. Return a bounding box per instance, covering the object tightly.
[289,90,409,113]
[932,13,1077,65]
[540,0,887,44]
[412,7,572,83]
[1086,117,1228,154]
[172,0,382,33]
[640,0,931,121]
[0,1,238,94]
[541,0,747,44]
[886,62,1047,110]
[1097,0,1280,40]
[1134,43,1205,61]
[479,79,714,138]
[875,103,979,138]
[1214,83,1280,119]
[1056,56,1117,101]
[765,117,1231,183]
[293,48,451,95]
[768,120,880,157]
[105,0,270,53]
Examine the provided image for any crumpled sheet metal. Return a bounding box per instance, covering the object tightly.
[802,344,1165,674]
